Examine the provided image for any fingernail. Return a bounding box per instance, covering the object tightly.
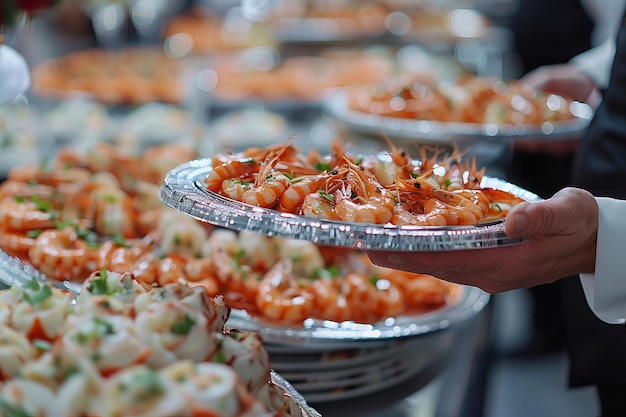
[510,212,529,234]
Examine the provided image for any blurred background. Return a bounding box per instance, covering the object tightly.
[1,0,604,416]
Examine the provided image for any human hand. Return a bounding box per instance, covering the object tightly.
[521,63,601,108]
[366,187,598,293]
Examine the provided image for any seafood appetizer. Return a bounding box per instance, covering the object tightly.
[203,138,527,226]
[0,141,462,326]
[0,273,309,417]
[346,73,589,125]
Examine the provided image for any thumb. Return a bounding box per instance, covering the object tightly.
[504,187,595,237]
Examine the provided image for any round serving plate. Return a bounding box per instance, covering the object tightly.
[159,158,541,253]
[222,285,488,348]
[323,90,593,145]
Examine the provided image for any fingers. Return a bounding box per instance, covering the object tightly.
[505,187,597,238]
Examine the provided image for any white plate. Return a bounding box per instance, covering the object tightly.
[323,90,593,145]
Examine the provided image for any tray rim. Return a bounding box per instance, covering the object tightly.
[323,90,593,145]
[159,158,541,253]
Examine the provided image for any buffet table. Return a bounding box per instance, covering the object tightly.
[0,3,587,416]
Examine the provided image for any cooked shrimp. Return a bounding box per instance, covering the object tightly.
[393,177,484,225]
[333,159,394,224]
[159,214,208,257]
[256,259,315,323]
[184,258,221,296]
[99,233,161,285]
[241,151,291,208]
[204,158,260,192]
[28,227,98,281]
[369,275,405,320]
[8,163,92,187]
[300,190,340,220]
[0,230,36,260]
[480,187,527,221]
[0,199,57,232]
[278,170,341,213]
[453,189,490,217]
[90,189,138,239]
[221,178,253,201]
[156,253,190,287]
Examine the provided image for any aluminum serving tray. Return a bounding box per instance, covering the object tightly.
[159,158,541,252]
[323,90,593,145]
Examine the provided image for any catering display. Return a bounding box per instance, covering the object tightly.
[163,7,277,54]
[0,141,477,325]
[30,45,398,107]
[210,47,395,105]
[0,139,490,410]
[324,74,594,143]
[31,48,181,105]
[160,138,541,251]
[254,0,489,45]
[0,270,319,416]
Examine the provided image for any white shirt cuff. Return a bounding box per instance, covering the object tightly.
[570,39,616,90]
[579,197,626,324]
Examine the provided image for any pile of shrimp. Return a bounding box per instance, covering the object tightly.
[205,137,526,226]
[0,140,462,326]
[0,271,303,417]
[202,228,459,324]
[347,73,582,125]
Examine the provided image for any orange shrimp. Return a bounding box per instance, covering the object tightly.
[241,151,291,208]
[278,169,345,213]
[300,190,340,220]
[99,233,161,285]
[480,188,527,221]
[389,272,458,311]
[393,177,483,226]
[309,272,382,323]
[8,163,92,187]
[369,275,405,320]
[184,257,221,297]
[0,231,36,260]
[221,178,254,201]
[204,158,260,193]
[156,253,190,287]
[28,227,98,281]
[453,189,491,217]
[333,159,394,224]
[383,135,417,179]
[211,249,261,310]
[0,199,57,232]
[256,259,315,323]
[89,189,138,239]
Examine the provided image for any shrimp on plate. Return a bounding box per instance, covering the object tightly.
[241,150,292,208]
[0,198,57,232]
[333,158,395,224]
[393,176,484,226]
[256,258,315,323]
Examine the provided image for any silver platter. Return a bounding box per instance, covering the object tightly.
[323,90,593,145]
[0,242,488,346]
[226,285,489,347]
[159,158,541,252]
